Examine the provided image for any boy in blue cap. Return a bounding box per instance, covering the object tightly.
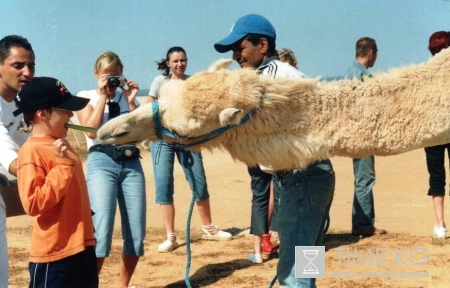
[215,14,335,288]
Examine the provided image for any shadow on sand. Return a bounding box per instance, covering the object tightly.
[324,232,362,251]
[164,259,256,288]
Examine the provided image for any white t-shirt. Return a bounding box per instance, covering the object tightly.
[0,96,28,172]
[148,74,190,99]
[76,89,140,149]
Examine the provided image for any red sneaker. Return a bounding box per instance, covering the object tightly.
[261,233,277,255]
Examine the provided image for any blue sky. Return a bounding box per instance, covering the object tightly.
[1,0,449,95]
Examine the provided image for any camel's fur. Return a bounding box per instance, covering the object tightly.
[97,48,450,170]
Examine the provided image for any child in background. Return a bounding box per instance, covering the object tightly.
[14,77,98,287]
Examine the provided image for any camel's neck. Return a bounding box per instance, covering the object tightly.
[213,66,450,170]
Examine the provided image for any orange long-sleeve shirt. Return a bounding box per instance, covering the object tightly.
[17,136,95,263]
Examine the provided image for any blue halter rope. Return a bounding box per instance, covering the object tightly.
[151,98,263,147]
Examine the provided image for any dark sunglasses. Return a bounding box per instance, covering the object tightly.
[107,101,120,120]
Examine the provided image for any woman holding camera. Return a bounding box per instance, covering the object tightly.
[76,51,146,288]
[147,46,232,253]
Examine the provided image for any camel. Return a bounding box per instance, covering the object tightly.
[97,47,450,171]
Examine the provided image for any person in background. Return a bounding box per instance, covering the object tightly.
[245,165,279,264]
[215,14,335,287]
[345,37,387,238]
[425,31,450,239]
[76,51,146,288]
[278,48,298,68]
[0,35,35,288]
[146,46,232,253]
[15,77,97,287]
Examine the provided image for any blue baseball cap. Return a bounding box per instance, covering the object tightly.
[214,14,276,53]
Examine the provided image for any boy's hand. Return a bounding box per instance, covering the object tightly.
[53,139,73,159]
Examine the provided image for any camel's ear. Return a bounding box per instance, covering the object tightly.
[208,59,233,72]
[219,108,244,126]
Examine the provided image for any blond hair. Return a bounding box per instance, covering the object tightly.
[94,51,123,74]
[278,48,298,68]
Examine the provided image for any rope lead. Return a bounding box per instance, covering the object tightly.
[183,150,198,288]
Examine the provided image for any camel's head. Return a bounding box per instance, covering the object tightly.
[96,59,265,146]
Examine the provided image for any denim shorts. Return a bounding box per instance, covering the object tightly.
[150,141,209,204]
[86,151,146,257]
[248,166,279,234]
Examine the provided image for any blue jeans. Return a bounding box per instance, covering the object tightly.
[86,151,146,257]
[352,156,375,231]
[248,166,279,234]
[150,141,209,204]
[425,144,450,196]
[274,159,335,288]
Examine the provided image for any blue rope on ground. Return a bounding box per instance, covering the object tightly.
[267,275,277,288]
[182,150,198,288]
[184,192,195,288]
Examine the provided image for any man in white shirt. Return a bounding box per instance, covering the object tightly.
[0,35,35,288]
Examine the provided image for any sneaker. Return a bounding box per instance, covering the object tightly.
[248,253,263,264]
[201,224,232,241]
[261,233,277,255]
[434,225,447,239]
[351,227,387,237]
[158,239,179,253]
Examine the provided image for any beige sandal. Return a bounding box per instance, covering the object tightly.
[201,224,232,241]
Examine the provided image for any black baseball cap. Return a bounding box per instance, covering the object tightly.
[13,77,89,116]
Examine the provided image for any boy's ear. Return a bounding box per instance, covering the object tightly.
[36,109,47,119]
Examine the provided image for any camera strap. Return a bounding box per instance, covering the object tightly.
[108,91,123,105]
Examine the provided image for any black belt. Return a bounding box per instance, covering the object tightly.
[275,170,290,178]
[88,144,135,153]
[88,144,140,160]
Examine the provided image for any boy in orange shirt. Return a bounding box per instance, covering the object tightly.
[14,77,98,287]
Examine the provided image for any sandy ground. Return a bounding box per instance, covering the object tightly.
[6,142,450,287]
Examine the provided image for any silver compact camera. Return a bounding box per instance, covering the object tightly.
[107,76,126,87]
